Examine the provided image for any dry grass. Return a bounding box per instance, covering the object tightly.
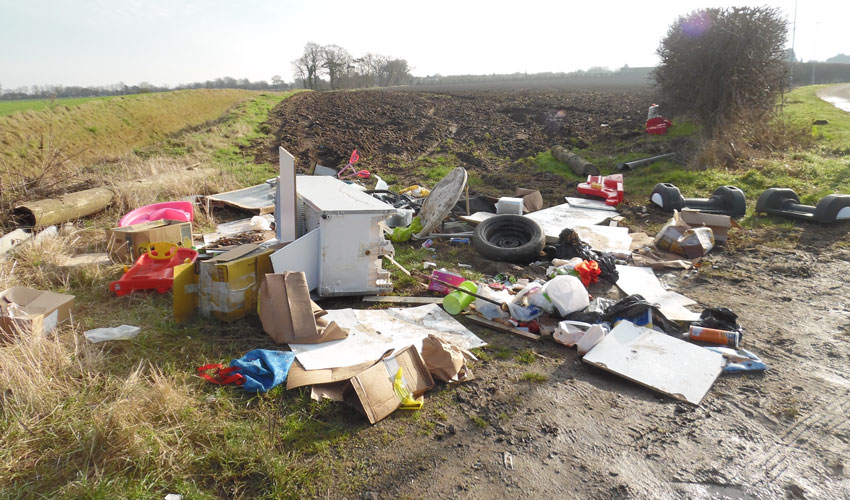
[0,89,260,218]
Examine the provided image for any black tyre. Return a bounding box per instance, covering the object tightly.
[710,186,747,218]
[473,215,545,264]
[649,183,683,211]
[756,188,799,215]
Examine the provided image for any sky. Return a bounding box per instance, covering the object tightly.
[0,0,847,90]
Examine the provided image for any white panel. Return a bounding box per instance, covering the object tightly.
[583,321,724,404]
[615,265,700,322]
[270,228,321,291]
[277,147,297,243]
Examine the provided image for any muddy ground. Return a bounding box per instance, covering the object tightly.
[256,89,850,499]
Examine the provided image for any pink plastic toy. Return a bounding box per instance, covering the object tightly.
[118,201,194,227]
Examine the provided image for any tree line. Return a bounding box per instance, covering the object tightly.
[291,42,412,90]
[0,77,294,101]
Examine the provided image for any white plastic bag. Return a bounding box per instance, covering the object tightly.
[84,324,140,343]
[542,275,589,316]
[474,287,510,320]
[374,175,389,191]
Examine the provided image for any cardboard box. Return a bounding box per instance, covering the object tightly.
[654,212,715,258]
[0,287,74,338]
[108,220,193,264]
[342,345,435,424]
[679,209,733,243]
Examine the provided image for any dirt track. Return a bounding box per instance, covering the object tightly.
[257,89,850,499]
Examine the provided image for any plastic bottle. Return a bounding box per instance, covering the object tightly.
[688,325,740,347]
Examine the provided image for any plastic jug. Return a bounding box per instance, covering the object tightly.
[442,281,478,315]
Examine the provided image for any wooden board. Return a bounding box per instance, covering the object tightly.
[464,314,541,341]
[583,321,724,404]
[361,296,443,305]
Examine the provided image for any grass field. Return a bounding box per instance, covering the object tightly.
[0,96,118,117]
[0,84,847,499]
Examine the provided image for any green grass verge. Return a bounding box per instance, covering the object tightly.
[530,85,850,226]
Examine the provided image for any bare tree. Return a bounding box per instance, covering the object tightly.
[322,44,352,90]
[291,56,309,89]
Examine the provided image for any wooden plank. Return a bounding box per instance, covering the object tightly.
[361,296,442,305]
[464,314,541,341]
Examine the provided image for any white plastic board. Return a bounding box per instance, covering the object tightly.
[615,265,701,322]
[270,228,321,291]
[277,147,297,243]
[564,197,618,212]
[583,321,724,404]
[289,304,486,370]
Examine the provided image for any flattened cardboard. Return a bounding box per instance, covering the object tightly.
[286,356,388,389]
[343,345,435,424]
[0,286,75,337]
[258,272,348,344]
[107,220,192,264]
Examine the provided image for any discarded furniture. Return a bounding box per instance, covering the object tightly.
[110,242,198,296]
[270,151,397,296]
[119,201,194,227]
[755,188,850,224]
[650,183,747,218]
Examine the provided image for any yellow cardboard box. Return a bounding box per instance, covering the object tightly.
[174,243,274,322]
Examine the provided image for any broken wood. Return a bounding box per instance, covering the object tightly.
[551,145,599,176]
[361,296,443,305]
[14,187,115,226]
[464,314,541,341]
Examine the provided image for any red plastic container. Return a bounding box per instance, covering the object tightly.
[577,174,624,206]
[110,242,198,296]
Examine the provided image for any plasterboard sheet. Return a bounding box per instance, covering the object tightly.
[289,303,486,370]
[206,183,275,213]
[460,205,630,255]
[615,265,700,322]
[270,228,321,291]
[583,321,724,404]
[572,225,632,257]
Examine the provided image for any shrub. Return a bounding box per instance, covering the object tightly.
[654,7,788,139]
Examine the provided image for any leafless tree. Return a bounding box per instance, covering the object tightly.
[322,44,352,90]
